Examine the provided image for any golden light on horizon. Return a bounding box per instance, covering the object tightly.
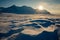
[38,5,44,10]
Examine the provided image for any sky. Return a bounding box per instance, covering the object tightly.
[0,0,60,15]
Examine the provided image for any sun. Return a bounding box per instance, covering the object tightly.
[38,6,44,10]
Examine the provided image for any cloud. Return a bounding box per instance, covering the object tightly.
[40,0,60,4]
[21,28,44,36]
[0,21,11,33]
[0,13,58,35]
[21,25,56,36]
[38,2,60,14]
[21,22,56,36]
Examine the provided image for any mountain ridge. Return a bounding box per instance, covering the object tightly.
[0,5,51,15]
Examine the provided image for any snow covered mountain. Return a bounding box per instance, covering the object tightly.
[0,5,51,15]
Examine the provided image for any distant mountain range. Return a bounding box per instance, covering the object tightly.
[0,5,51,14]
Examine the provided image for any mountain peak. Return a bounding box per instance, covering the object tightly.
[22,6,28,7]
[9,5,18,8]
[11,5,16,7]
[36,9,51,15]
[0,5,51,15]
